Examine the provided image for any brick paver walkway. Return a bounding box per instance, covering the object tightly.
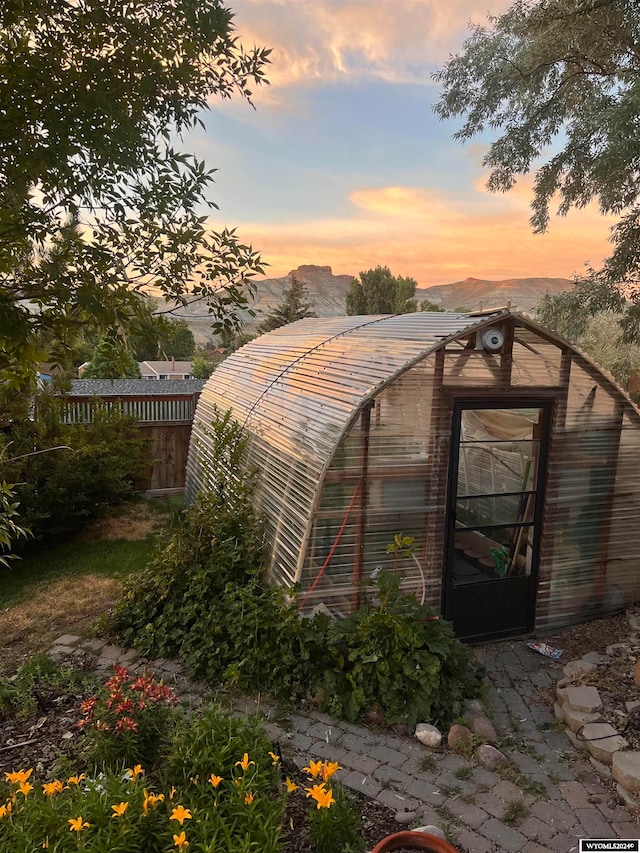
[49,634,640,853]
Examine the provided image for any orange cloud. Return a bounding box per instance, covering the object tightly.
[221,182,615,286]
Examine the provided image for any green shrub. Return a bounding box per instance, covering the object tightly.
[319,571,484,726]
[0,391,148,547]
[105,409,483,728]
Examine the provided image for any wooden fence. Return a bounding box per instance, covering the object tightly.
[63,380,205,495]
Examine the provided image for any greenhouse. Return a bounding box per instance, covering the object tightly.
[185,310,640,642]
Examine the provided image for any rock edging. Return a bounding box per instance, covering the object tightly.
[554,647,640,812]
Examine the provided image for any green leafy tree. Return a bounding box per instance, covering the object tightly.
[346,266,418,315]
[419,299,445,312]
[130,304,196,361]
[434,0,640,288]
[257,275,316,333]
[83,339,141,380]
[535,274,626,340]
[1,1,269,391]
[534,274,640,384]
[191,356,216,379]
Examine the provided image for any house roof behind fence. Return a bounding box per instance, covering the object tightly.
[69,379,205,397]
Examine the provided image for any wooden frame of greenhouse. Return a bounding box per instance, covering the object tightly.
[185,310,640,642]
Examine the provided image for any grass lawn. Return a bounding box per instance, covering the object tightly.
[0,497,180,672]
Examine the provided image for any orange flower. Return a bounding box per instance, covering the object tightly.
[302,760,323,779]
[208,774,223,789]
[235,753,255,772]
[321,761,341,782]
[111,802,129,818]
[169,805,192,825]
[5,769,32,785]
[18,781,33,797]
[268,751,280,765]
[244,791,255,805]
[0,802,12,819]
[43,781,64,797]
[173,831,189,850]
[68,817,90,832]
[125,765,144,781]
[142,790,164,815]
[67,774,86,787]
[285,777,299,793]
[305,783,335,809]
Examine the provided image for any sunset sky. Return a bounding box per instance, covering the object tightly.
[195,0,614,287]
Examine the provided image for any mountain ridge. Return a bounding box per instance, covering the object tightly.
[171,265,574,341]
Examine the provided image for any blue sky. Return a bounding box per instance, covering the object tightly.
[193,0,613,287]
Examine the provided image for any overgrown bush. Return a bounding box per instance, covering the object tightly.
[106,494,483,727]
[0,391,148,547]
[105,409,483,728]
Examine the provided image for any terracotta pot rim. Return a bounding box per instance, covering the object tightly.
[370,829,460,853]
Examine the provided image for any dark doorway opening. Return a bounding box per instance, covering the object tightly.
[443,401,551,641]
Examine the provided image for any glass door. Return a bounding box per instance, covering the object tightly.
[443,402,551,641]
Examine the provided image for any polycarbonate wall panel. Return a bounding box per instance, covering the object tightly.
[186,313,478,592]
[536,358,640,630]
[302,356,444,612]
[187,312,640,632]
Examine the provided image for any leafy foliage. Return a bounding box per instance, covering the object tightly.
[0,0,269,389]
[534,273,640,383]
[82,337,142,380]
[0,478,30,568]
[0,392,148,547]
[129,301,196,361]
[106,411,483,728]
[258,275,316,333]
[346,266,418,315]
[320,571,484,726]
[434,0,640,287]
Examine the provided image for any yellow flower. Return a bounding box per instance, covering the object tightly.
[235,753,255,772]
[169,805,192,825]
[126,765,144,781]
[305,783,335,809]
[67,774,86,787]
[173,831,189,850]
[268,751,280,764]
[169,786,177,800]
[111,802,129,818]
[68,817,90,832]
[208,774,223,789]
[303,760,324,779]
[0,802,12,819]
[322,761,341,782]
[43,781,64,797]
[18,781,33,797]
[285,777,299,793]
[244,791,255,804]
[5,769,33,785]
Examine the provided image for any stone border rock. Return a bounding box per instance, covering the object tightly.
[554,645,640,812]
